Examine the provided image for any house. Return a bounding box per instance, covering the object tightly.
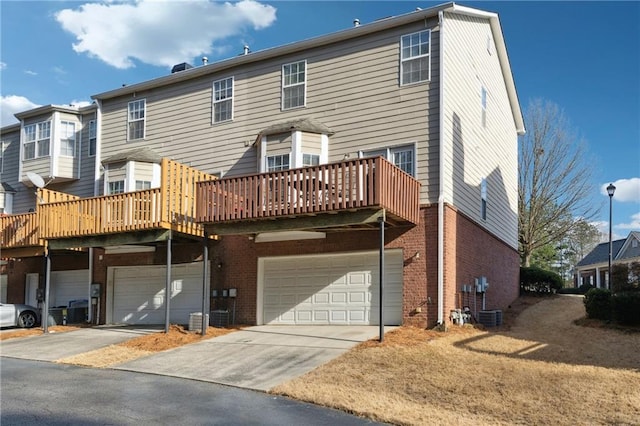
[574,231,640,289]
[0,2,524,328]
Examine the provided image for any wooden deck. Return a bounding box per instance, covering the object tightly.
[196,157,420,234]
[0,159,215,251]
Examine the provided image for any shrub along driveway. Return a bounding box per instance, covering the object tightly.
[272,295,640,425]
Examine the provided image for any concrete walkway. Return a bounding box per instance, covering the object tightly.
[115,325,385,391]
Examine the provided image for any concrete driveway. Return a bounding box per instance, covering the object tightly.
[0,326,159,361]
[116,325,385,391]
[1,325,387,391]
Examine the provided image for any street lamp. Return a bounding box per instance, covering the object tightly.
[607,183,616,291]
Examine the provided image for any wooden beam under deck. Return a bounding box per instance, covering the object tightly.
[47,229,173,250]
[204,209,387,236]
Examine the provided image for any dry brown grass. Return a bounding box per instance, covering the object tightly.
[55,324,243,368]
[273,296,640,425]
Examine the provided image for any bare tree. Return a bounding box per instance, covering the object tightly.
[519,99,599,266]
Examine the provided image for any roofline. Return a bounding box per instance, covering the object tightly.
[92,2,458,100]
[615,230,640,259]
[447,4,525,134]
[90,2,524,135]
[0,122,21,134]
[14,103,97,120]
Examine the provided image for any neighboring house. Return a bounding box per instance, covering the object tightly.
[0,2,524,328]
[574,231,640,289]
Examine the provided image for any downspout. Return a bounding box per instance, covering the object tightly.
[437,10,446,325]
[94,100,103,197]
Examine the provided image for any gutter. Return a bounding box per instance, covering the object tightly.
[437,10,445,325]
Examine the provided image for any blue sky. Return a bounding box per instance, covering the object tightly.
[1,0,638,238]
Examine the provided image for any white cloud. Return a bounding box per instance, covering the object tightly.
[0,62,6,70]
[25,70,38,76]
[616,212,640,231]
[55,0,277,69]
[0,95,40,127]
[600,178,640,203]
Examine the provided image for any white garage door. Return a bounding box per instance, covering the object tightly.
[111,263,206,325]
[261,250,403,325]
[51,270,90,307]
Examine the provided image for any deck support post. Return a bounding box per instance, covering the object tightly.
[201,231,210,336]
[43,246,51,334]
[378,212,385,343]
[164,229,172,333]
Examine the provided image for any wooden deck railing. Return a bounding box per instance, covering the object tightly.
[196,157,420,225]
[0,212,40,248]
[35,158,215,240]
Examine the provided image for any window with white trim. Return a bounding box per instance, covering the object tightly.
[88,120,97,157]
[481,177,488,220]
[267,154,290,171]
[400,30,430,85]
[59,121,76,157]
[213,77,233,123]
[481,86,487,127]
[23,121,51,160]
[135,180,151,191]
[302,154,320,167]
[282,60,306,110]
[362,144,415,176]
[108,180,125,194]
[128,99,146,140]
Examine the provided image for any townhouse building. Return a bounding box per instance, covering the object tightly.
[1,2,525,328]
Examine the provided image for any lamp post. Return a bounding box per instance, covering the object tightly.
[607,183,616,291]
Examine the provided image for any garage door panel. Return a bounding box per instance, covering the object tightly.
[51,270,90,307]
[262,251,402,325]
[112,263,206,325]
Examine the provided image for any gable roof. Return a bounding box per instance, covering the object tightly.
[577,239,626,267]
[91,2,524,134]
[617,231,640,260]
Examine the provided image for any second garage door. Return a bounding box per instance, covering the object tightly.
[109,262,207,325]
[260,250,403,325]
[51,270,90,307]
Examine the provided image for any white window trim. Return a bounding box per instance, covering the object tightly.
[212,76,234,124]
[88,119,97,157]
[400,29,431,86]
[23,120,52,160]
[359,142,417,176]
[59,120,76,157]
[281,60,307,110]
[266,153,291,172]
[127,99,146,141]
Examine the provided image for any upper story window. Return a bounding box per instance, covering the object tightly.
[88,120,97,157]
[108,180,125,194]
[282,60,306,110]
[59,121,76,157]
[362,144,415,176]
[135,180,151,190]
[400,30,431,85]
[128,99,146,141]
[481,87,488,127]
[302,154,320,167]
[267,154,290,172]
[213,77,233,123]
[23,121,51,160]
[481,177,488,220]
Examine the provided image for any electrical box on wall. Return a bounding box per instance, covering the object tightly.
[475,277,489,293]
[90,283,101,298]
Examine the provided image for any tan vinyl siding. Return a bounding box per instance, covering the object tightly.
[107,162,127,182]
[301,133,321,154]
[134,161,154,183]
[441,12,518,248]
[56,157,76,179]
[99,18,440,203]
[266,133,292,156]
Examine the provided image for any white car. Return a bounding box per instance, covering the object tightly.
[0,303,40,328]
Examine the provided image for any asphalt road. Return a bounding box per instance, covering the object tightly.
[1,358,381,425]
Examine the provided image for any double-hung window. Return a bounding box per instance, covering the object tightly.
[23,121,51,160]
[302,154,320,167]
[282,60,306,110]
[108,180,125,195]
[400,30,430,85]
[267,154,290,172]
[88,120,97,157]
[362,145,415,176]
[135,180,151,191]
[128,99,146,140]
[59,121,76,157]
[481,178,488,220]
[213,77,233,123]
